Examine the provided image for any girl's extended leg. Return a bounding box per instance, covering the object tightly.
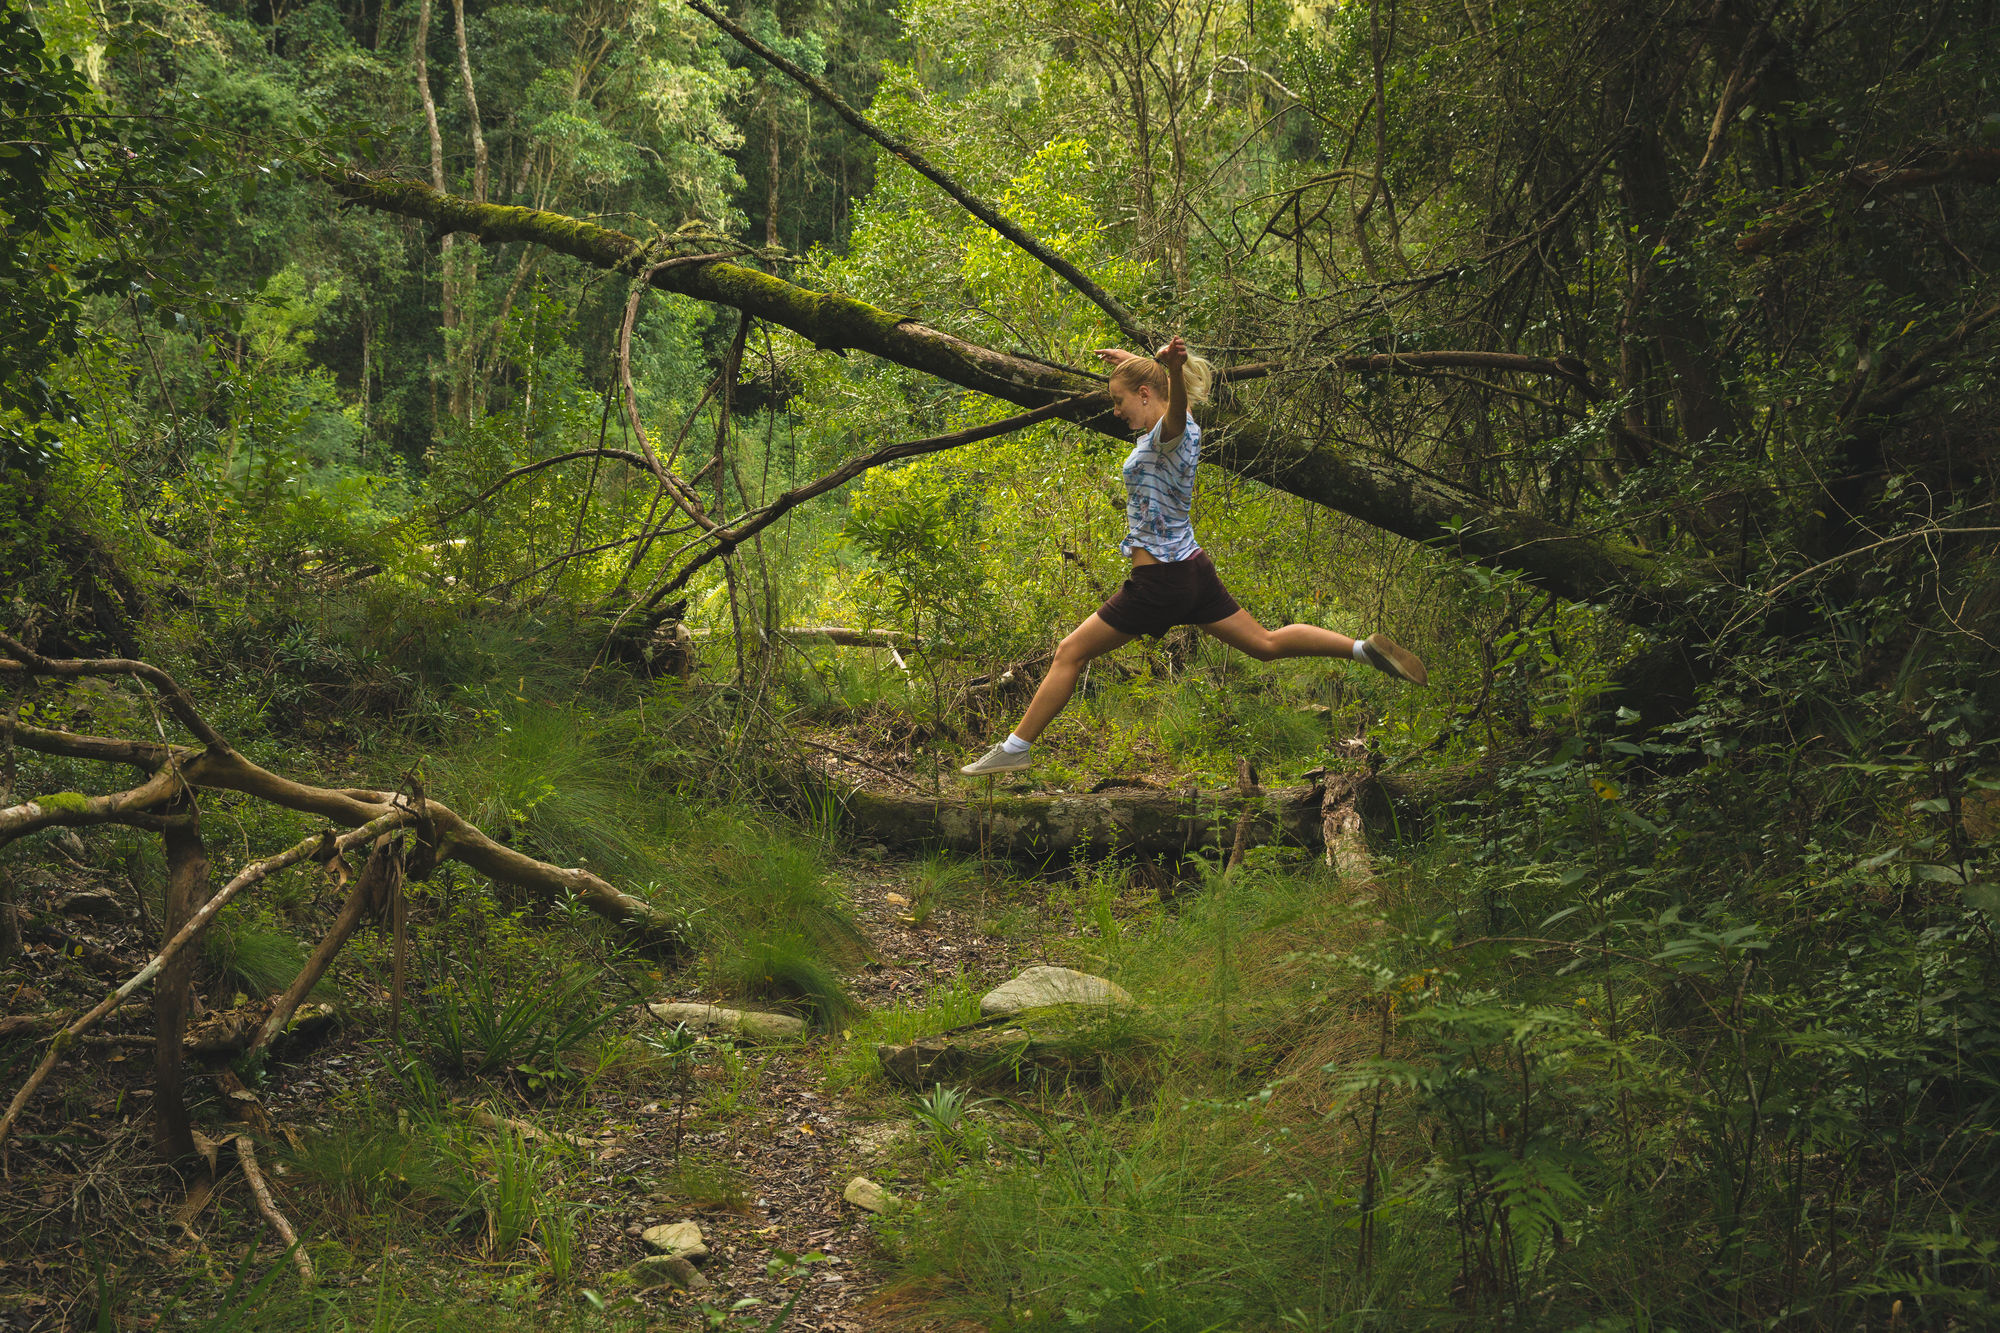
[1198,609,1354,662]
[1200,609,1429,683]
[1014,614,1135,742]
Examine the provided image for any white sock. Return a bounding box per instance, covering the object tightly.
[1001,734,1031,754]
[1351,638,1370,662]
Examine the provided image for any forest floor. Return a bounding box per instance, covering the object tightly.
[0,819,1119,1332]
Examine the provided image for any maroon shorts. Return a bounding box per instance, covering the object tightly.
[1096,549,1241,639]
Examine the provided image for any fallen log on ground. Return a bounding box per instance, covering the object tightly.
[837,762,1492,861]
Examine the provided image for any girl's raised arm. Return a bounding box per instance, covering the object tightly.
[1157,336,1190,446]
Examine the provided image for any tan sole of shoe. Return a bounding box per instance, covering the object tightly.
[1367,634,1429,685]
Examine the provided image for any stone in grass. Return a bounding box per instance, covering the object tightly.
[630,1254,709,1291]
[842,1176,899,1214]
[56,889,125,921]
[647,1002,806,1041]
[641,1220,709,1261]
[979,966,1133,1018]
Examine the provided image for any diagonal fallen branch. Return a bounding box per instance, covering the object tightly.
[0,809,412,1146]
[234,1135,315,1285]
[685,0,1155,348]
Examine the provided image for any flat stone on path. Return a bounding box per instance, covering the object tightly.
[641,1220,709,1261]
[647,1002,806,1041]
[979,966,1133,1018]
[842,1176,898,1213]
[630,1254,708,1290]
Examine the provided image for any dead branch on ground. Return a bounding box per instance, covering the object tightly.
[0,630,683,1154]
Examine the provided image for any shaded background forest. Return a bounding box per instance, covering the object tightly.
[5,0,2000,1327]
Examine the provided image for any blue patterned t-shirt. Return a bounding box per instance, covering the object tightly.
[1120,414,1203,562]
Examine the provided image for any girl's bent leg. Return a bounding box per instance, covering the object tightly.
[1013,614,1135,742]
[1199,609,1355,663]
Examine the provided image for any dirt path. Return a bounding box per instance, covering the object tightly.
[0,844,1081,1331]
[547,856,1064,1328]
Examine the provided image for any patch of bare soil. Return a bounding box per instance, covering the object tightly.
[570,857,1062,1327]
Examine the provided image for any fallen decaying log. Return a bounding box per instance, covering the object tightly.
[838,763,1490,861]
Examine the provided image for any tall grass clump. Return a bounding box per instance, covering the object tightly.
[205,917,329,1002]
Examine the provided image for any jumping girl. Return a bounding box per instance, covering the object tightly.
[959,336,1429,777]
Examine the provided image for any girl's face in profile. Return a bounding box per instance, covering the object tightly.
[1109,381,1159,431]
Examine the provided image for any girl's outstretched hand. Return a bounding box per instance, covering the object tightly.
[1094,347,1135,368]
[1156,336,1188,370]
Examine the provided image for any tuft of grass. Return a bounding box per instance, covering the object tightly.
[908,852,985,926]
[205,917,329,1002]
[411,965,619,1091]
[822,972,983,1090]
[713,936,856,1030]
[655,1158,753,1212]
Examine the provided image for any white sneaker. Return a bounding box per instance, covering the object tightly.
[1360,633,1429,685]
[960,742,1032,776]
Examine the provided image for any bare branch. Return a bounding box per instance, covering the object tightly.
[0,631,232,752]
[235,1136,315,1285]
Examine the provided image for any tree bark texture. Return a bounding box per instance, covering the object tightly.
[837,767,1477,861]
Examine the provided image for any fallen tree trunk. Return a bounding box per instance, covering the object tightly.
[329,177,1708,622]
[838,764,1487,861]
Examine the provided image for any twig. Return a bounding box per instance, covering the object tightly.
[234,1136,314,1285]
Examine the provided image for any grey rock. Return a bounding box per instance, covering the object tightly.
[979,966,1132,1018]
[647,1002,806,1041]
[641,1220,709,1261]
[630,1254,708,1291]
[842,1176,898,1214]
[55,889,124,921]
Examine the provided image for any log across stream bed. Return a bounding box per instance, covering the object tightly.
[833,765,1487,861]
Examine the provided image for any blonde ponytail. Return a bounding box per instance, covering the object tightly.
[1109,350,1215,407]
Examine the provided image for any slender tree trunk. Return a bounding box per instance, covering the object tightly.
[154,811,210,1163]
[415,0,455,433]
[766,114,782,250]
[446,0,487,423]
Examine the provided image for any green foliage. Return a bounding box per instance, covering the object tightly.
[713,937,856,1031]
[204,917,328,1002]
[411,964,619,1093]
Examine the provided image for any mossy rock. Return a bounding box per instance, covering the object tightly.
[877,1006,1162,1092]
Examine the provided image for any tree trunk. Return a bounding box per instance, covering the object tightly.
[153,810,210,1163]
